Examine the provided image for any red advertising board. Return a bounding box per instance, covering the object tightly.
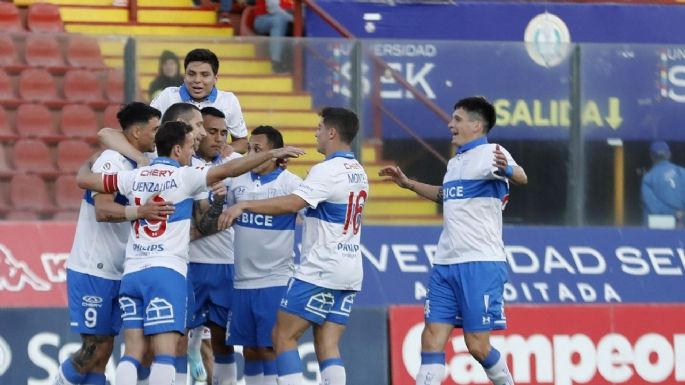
[0,222,73,307]
[390,305,685,385]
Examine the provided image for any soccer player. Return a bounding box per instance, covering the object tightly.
[186,107,243,385]
[151,48,248,153]
[379,96,528,385]
[76,121,304,385]
[219,107,368,385]
[54,102,175,385]
[224,125,303,385]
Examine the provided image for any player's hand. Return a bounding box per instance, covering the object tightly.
[209,182,227,203]
[218,203,244,231]
[138,194,175,221]
[278,157,289,170]
[220,144,234,158]
[269,146,305,160]
[492,144,512,177]
[378,166,412,189]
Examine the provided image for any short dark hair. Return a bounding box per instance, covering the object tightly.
[200,106,225,120]
[161,102,200,124]
[251,125,284,149]
[320,107,359,144]
[117,102,161,130]
[184,48,219,75]
[454,96,496,133]
[155,121,193,157]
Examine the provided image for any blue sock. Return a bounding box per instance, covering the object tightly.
[175,355,188,374]
[61,359,87,384]
[82,372,106,385]
[137,365,151,381]
[480,347,501,369]
[319,358,344,371]
[263,359,277,376]
[244,360,264,376]
[215,353,236,364]
[275,349,302,376]
[420,352,445,365]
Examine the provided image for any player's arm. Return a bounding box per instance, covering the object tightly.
[192,182,227,238]
[94,193,174,222]
[492,144,528,186]
[205,146,304,185]
[97,127,150,167]
[230,136,248,154]
[218,194,307,230]
[379,166,443,203]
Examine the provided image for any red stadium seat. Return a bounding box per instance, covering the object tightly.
[105,69,124,103]
[0,35,23,72]
[10,174,54,211]
[24,34,66,69]
[0,143,13,178]
[27,3,64,33]
[52,210,79,221]
[6,210,40,221]
[12,139,56,174]
[55,174,83,210]
[0,106,17,141]
[0,68,20,106]
[16,103,60,139]
[63,69,105,104]
[60,104,98,139]
[18,68,60,103]
[104,104,122,129]
[0,3,24,33]
[66,35,105,69]
[56,139,92,173]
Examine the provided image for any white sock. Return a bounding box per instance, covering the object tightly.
[415,352,446,385]
[262,359,277,385]
[243,373,263,385]
[149,362,175,385]
[481,348,514,385]
[53,365,79,385]
[320,360,346,385]
[262,374,277,385]
[116,359,139,385]
[276,373,302,385]
[213,361,237,385]
[174,373,187,385]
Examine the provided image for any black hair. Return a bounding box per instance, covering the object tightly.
[161,102,200,124]
[454,96,496,133]
[251,125,284,149]
[200,106,225,120]
[184,48,219,75]
[116,102,161,130]
[320,107,359,144]
[155,121,193,157]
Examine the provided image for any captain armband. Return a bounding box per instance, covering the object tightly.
[102,174,119,194]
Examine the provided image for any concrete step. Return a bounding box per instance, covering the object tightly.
[138,9,217,25]
[60,6,128,23]
[16,0,116,5]
[364,198,439,216]
[285,162,393,182]
[66,23,232,37]
[99,40,254,58]
[243,110,319,128]
[139,0,194,6]
[363,215,442,226]
[370,181,418,198]
[238,93,313,110]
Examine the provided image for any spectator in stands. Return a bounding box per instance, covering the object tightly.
[641,140,685,227]
[193,0,247,24]
[254,0,294,73]
[148,50,184,100]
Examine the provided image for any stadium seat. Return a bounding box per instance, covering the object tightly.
[0,35,23,72]
[27,3,64,33]
[6,210,40,221]
[240,6,257,36]
[56,139,92,173]
[63,69,105,105]
[0,3,24,33]
[9,174,54,211]
[105,69,124,103]
[55,174,82,210]
[52,210,78,221]
[12,139,56,174]
[0,143,13,178]
[0,106,17,141]
[16,103,60,140]
[104,104,122,129]
[66,35,105,69]
[0,68,20,106]
[18,68,60,104]
[59,104,98,139]
[24,34,66,69]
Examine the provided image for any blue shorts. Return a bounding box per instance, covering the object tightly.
[227,286,285,347]
[67,269,121,335]
[118,267,187,335]
[425,262,508,332]
[279,278,357,325]
[187,263,234,329]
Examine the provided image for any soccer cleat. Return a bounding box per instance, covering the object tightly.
[188,351,207,383]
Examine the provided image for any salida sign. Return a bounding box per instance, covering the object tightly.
[390,305,685,385]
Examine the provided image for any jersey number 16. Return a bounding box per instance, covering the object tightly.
[342,190,367,235]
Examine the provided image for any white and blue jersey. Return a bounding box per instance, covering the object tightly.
[113,157,209,278]
[151,85,247,140]
[435,137,516,265]
[231,168,302,289]
[292,151,369,291]
[68,150,137,279]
